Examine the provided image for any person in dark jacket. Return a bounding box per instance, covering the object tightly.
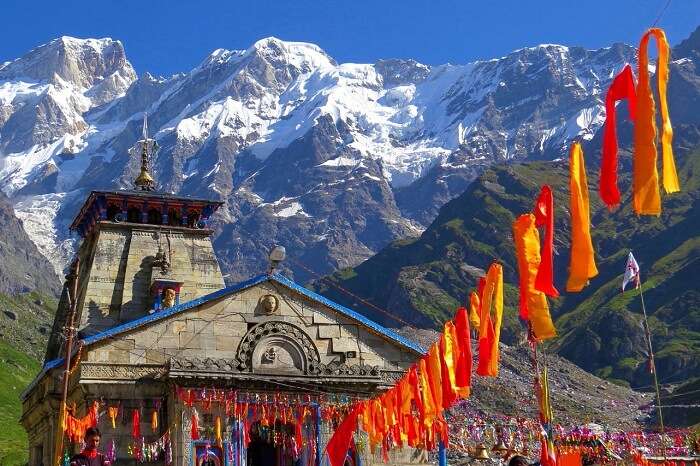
[70,427,111,466]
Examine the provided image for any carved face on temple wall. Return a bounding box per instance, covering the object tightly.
[259,294,279,314]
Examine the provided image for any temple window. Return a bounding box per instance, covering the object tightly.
[106,204,120,221]
[187,210,201,228]
[168,208,181,226]
[147,208,162,225]
[127,207,141,223]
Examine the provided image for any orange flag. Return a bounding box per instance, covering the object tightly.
[407,365,423,418]
[477,263,503,376]
[513,213,556,340]
[371,399,386,448]
[439,327,459,408]
[426,343,444,416]
[360,400,373,440]
[396,378,412,445]
[468,291,481,329]
[382,388,398,429]
[634,27,679,215]
[567,142,598,292]
[418,358,438,425]
[397,377,411,418]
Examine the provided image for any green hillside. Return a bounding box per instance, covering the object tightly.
[0,340,41,465]
[317,148,700,389]
[0,292,56,464]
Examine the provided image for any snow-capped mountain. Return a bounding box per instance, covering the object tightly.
[0,35,635,281]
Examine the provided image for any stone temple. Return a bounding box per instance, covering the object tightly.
[20,120,426,466]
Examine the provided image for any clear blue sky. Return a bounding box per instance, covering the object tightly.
[2,0,698,76]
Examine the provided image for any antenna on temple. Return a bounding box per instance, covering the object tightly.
[134,113,157,191]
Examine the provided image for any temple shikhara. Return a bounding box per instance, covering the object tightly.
[20,119,427,466]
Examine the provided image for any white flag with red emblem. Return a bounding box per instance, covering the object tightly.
[622,252,640,292]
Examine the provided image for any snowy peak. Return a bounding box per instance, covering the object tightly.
[0,36,136,94]
[375,59,430,86]
[247,37,335,70]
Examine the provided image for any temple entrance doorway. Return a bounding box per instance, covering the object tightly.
[246,420,302,466]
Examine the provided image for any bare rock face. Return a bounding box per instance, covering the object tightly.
[0,192,60,295]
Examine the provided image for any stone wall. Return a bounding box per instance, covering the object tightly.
[77,222,225,332]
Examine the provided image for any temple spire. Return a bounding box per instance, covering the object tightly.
[134,113,157,191]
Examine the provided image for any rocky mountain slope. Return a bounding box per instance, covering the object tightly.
[0,34,637,282]
[316,28,700,389]
[0,192,60,296]
[319,150,699,388]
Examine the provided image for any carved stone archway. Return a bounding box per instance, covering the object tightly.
[235,321,320,375]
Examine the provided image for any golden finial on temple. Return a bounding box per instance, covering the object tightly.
[133,114,157,191]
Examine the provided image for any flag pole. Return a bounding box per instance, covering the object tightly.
[53,259,80,466]
[637,273,667,459]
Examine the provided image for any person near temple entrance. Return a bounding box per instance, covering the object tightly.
[69,428,111,466]
[247,427,276,466]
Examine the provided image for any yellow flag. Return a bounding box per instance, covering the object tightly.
[513,213,556,340]
[468,291,481,329]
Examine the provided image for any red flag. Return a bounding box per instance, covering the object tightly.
[533,185,559,297]
[132,409,140,439]
[453,307,472,396]
[326,405,360,466]
[600,64,637,209]
[190,409,200,441]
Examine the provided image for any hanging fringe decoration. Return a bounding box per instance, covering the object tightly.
[108,406,118,429]
[151,409,158,433]
[190,408,200,440]
[63,401,99,443]
[132,409,141,439]
[215,416,223,448]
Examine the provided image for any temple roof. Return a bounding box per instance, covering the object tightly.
[80,272,425,354]
[69,189,224,236]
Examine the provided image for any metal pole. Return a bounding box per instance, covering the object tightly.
[54,259,80,466]
[638,280,667,459]
[315,405,322,466]
[438,440,447,466]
